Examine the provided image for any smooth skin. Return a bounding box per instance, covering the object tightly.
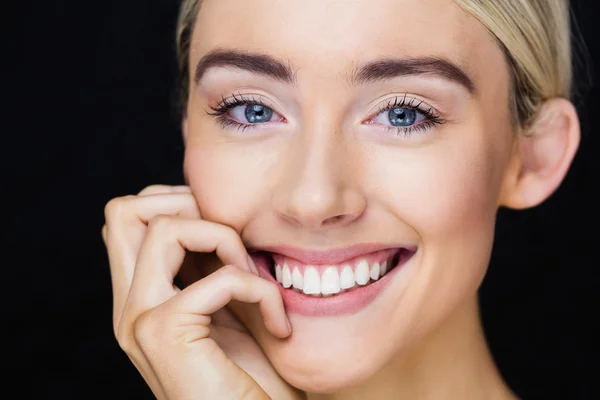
[103,0,580,398]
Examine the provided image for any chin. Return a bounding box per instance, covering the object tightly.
[240,246,420,393]
[264,323,393,393]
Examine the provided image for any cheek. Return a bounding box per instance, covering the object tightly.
[415,151,498,236]
[409,142,500,283]
[367,132,506,322]
[183,143,274,227]
[371,134,503,242]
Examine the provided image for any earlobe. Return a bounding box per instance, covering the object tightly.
[500,98,581,210]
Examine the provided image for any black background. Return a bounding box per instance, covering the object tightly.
[6,1,599,399]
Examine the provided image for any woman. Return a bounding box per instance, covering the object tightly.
[102,0,581,398]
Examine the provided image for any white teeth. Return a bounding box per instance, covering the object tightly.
[355,259,370,285]
[321,267,341,295]
[303,266,321,295]
[282,264,292,288]
[340,265,355,289]
[292,267,303,289]
[370,262,380,281]
[275,254,395,296]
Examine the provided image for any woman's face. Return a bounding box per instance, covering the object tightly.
[184,0,516,391]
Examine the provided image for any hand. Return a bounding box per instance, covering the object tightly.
[102,185,304,400]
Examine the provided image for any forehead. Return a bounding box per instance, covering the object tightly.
[190,0,506,92]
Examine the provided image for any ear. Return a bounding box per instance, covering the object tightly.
[499,98,581,209]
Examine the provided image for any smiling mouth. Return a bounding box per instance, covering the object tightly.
[265,248,405,298]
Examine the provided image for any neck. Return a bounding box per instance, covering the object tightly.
[306,296,517,400]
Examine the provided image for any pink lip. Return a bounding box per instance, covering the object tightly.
[249,248,415,317]
[250,242,415,265]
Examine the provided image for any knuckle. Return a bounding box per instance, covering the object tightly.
[115,324,135,354]
[142,184,165,193]
[147,214,173,233]
[221,225,242,243]
[215,265,246,291]
[216,225,246,252]
[138,184,171,196]
[103,195,135,223]
[218,264,241,278]
[132,310,158,347]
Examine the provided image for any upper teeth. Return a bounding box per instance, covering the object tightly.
[274,258,391,297]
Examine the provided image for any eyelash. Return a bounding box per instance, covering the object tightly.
[366,94,446,137]
[207,93,276,133]
[206,92,446,136]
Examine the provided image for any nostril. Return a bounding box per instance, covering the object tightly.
[323,214,345,226]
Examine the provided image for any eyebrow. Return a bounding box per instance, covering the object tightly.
[350,57,475,94]
[194,49,475,94]
[195,49,296,85]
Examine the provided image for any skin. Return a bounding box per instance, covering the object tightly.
[103,0,580,398]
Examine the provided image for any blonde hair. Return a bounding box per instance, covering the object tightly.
[455,0,573,131]
[175,0,573,131]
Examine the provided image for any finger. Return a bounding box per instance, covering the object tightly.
[144,265,290,342]
[104,186,195,249]
[166,265,291,338]
[104,193,201,331]
[124,216,258,327]
[138,185,192,196]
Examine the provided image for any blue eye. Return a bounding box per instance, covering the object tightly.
[208,93,444,136]
[367,96,445,136]
[388,107,417,126]
[372,106,426,128]
[231,104,274,124]
[207,94,284,132]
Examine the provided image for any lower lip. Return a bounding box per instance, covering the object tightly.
[252,249,413,317]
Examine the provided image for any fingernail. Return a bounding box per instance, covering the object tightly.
[171,186,192,193]
[247,255,259,276]
[286,317,292,333]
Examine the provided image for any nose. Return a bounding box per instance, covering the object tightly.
[272,131,366,230]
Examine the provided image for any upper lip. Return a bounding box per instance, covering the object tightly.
[250,243,412,265]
